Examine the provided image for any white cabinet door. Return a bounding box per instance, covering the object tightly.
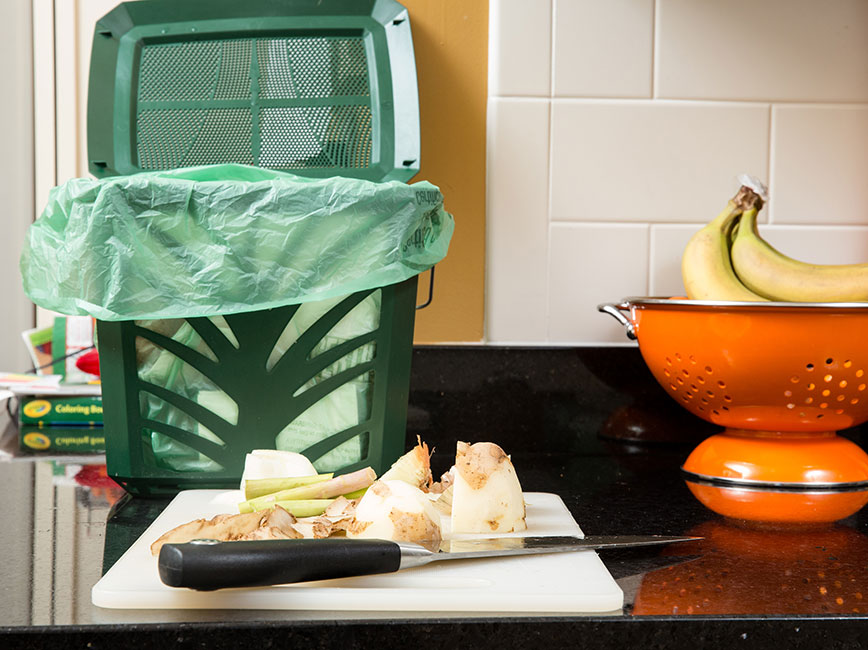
[0,0,34,372]
[30,0,125,331]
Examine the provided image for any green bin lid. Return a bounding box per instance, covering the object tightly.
[87,0,420,182]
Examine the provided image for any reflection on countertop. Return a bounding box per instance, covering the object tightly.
[634,520,868,616]
[1,346,867,648]
[0,456,124,627]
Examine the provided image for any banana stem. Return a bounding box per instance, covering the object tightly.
[734,185,763,212]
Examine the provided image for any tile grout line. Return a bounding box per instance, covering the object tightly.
[651,0,658,100]
[549,0,556,99]
[538,97,788,108]
[545,0,556,343]
[767,104,776,224]
[646,223,654,296]
[649,0,661,296]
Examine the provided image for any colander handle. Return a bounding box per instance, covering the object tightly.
[597,302,636,340]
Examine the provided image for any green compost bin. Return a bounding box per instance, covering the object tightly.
[24,0,440,496]
[95,277,420,496]
[21,166,453,496]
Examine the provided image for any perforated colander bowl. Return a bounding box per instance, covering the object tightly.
[600,298,868,433]
[600,298,868,521]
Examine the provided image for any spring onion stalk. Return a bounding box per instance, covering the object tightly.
[240,467,377,512]
[238,498,336,517]
[341,487,368,500]
[243,473,334,500]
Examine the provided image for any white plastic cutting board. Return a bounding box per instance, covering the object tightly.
[92,490,623,613]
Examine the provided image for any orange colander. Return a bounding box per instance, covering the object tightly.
[600,298,868,523]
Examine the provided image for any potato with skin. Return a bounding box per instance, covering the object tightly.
[451,441,527,534]
[346,480,442,550]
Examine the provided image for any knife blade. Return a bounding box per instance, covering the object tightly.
[158,535,701,591]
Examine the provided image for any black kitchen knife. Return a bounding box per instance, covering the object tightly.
[158,535,701,591]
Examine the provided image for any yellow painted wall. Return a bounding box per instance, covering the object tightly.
[402,0,488,343]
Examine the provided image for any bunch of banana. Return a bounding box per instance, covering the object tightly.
[682,182,868,302]
[730,206,868,302]
[681,185,768,301]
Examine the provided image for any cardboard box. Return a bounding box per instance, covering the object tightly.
[19,395,104,426]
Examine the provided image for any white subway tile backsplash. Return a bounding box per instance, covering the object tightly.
[486,98,551,343]
[553,0,653,99]
[550,101,769,223]
[770,105,868,225]
[657,0,868,102]
[548,223,648,343]
[649,224,699,297]
[489,0,552,97]
[748,225,868,267]
[485,0,868,345]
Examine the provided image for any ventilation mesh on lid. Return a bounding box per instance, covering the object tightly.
[214,41,255,101]
[259,37,370,99]
[135,36,372,171]
[138,41,223,102]
[259,105,372,169]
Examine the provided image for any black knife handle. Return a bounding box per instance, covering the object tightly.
[158,538,402,591]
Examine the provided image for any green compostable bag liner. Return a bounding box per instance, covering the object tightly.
[20,164,453,320]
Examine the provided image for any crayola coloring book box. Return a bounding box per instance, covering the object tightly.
[19,395,104,426]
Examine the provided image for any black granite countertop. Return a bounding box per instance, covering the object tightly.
[2,346,868,649]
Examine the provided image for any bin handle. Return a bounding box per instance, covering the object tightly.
[416,266,435,310]
[597,301,636,340]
